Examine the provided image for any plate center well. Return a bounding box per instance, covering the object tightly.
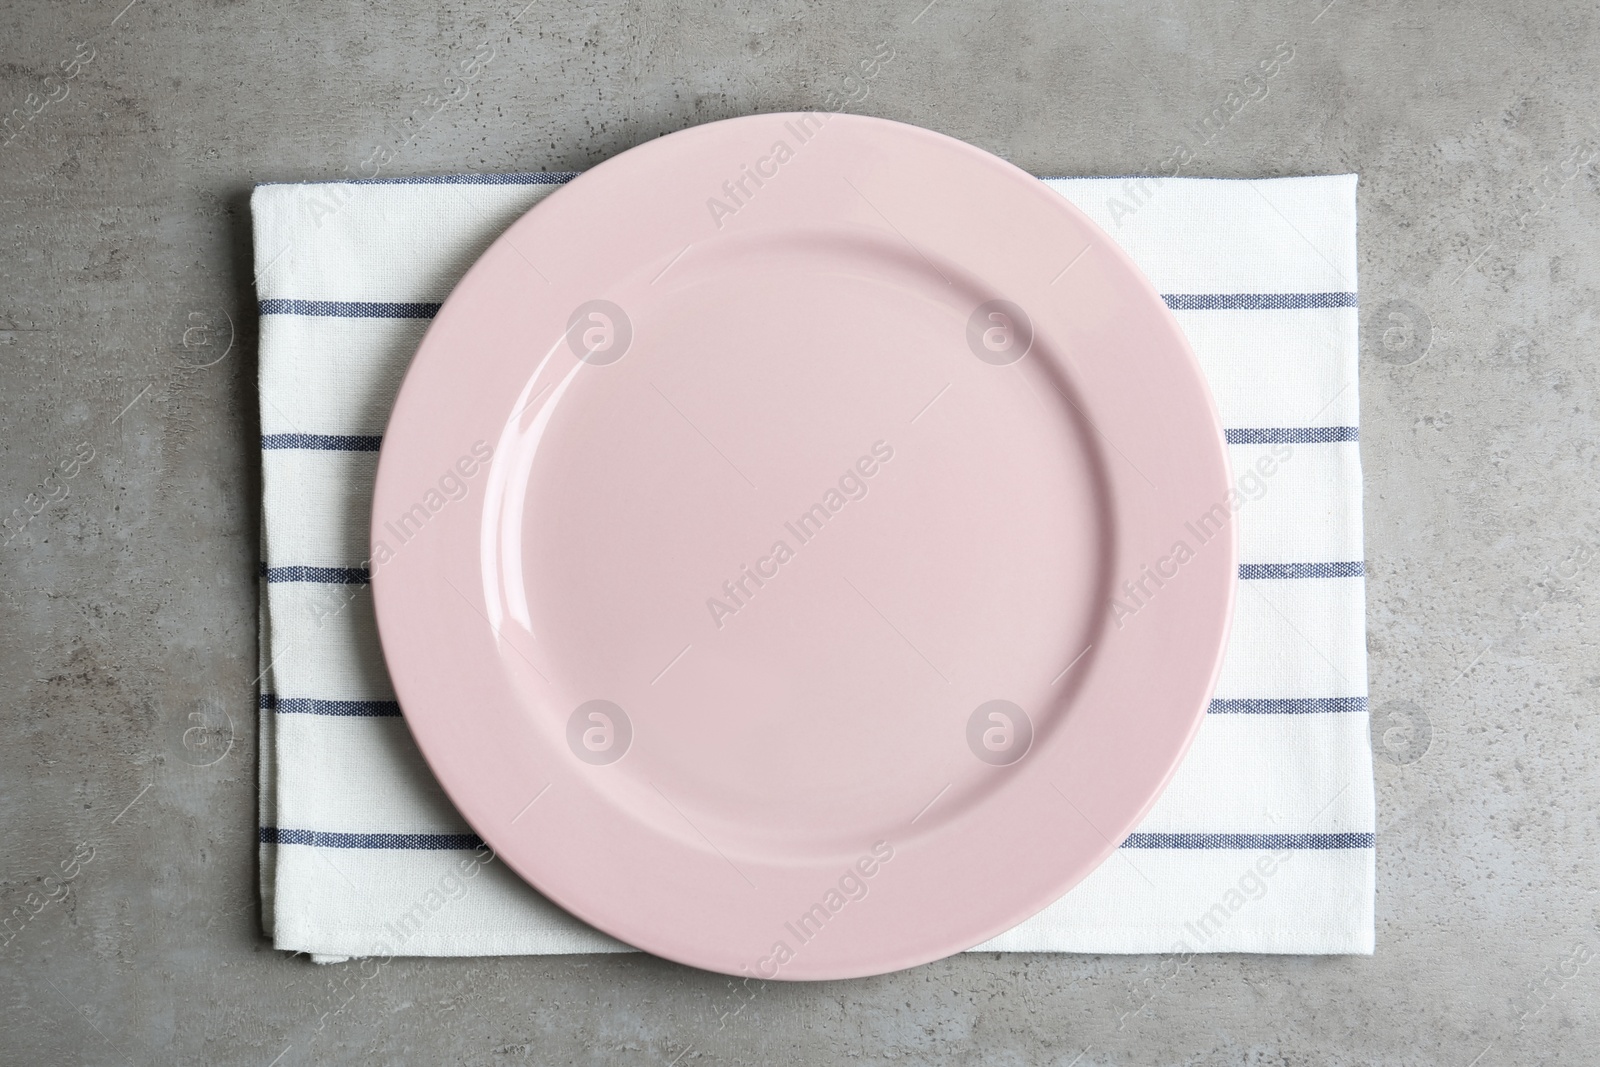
[495,231,1111,857]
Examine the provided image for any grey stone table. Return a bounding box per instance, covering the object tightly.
[2,1,1595,1063]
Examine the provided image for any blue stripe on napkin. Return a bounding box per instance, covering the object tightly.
[1239,561,1365,580]
[1122,831,1374,850]
[260,693,402,717]
[261,827,484,850]
[1209,696,1367,715]
[259,563,371,584]
[1225,427,1359,445]
[259,299,441,318]
[261,825,1374,852]
[255,561,1364,584]
[259,292,1360,319]
[262,433,384,451]
[259,172,578,187]
[1162,292,1358,310]
[259,690,1362,719]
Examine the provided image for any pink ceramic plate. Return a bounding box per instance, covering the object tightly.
[372,113,1236,980]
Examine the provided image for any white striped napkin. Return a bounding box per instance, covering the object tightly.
[254,170,1373,962]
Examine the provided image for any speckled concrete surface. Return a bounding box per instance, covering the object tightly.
[2,1,1598,1063]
